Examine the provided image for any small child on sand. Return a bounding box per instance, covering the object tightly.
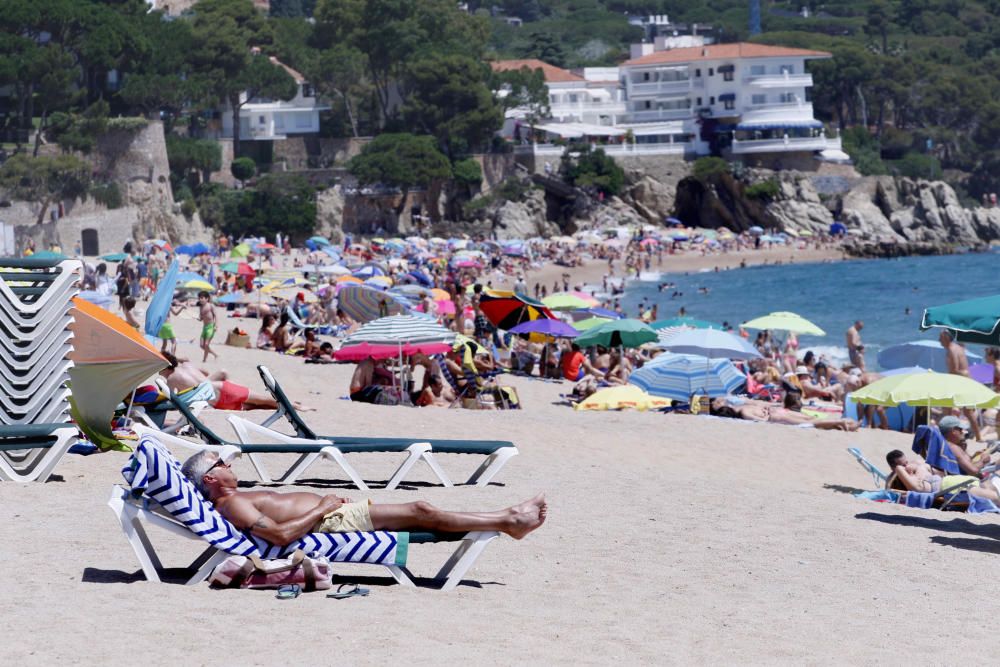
[158,298,184,355]
[122,296,140,329]
[197,290,217,363]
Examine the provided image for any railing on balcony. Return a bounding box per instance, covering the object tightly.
[740,102,815,121]
[730,134,841,155]
[624,108,693,123]
[743,73,813,88]
[513,141,706,157]
[628,79,691,96]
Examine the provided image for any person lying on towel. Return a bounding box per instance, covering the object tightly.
[708,395,859,431]
[885,449,1000,501]
[160,352,305,412]
[181,451,547,547]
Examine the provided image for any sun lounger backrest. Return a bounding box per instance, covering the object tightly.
[257,365,317,439]
[169,390,227,445]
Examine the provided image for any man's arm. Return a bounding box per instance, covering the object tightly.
[219,495,343,547]
[893,465,930,492]
[948,443,983,476]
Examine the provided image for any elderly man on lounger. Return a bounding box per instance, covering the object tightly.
[181,451,547,546]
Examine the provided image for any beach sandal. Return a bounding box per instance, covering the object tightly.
[327,584,370,599]
[276,584,301,600]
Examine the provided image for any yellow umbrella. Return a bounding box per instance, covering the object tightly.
[575,385,671,411]
[852,370,1000,408]
[230,243,251,258]
[430,288,450,301]
[182,279,214,291]
[337,275,363,284]
[742,311,825,336]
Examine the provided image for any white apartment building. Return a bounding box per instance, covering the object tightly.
[219,57,329,142]
[620,42,842,159]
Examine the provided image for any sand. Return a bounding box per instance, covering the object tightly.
[1,247,990,665]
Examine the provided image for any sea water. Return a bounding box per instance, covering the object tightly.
[621,251,1000,365]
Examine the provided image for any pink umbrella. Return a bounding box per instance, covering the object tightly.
[333,341,452,361]
[436,299,456,315]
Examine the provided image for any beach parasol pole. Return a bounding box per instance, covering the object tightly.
[123,385,139,426]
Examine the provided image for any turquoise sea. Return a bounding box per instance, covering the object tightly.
[621,251,1000,365]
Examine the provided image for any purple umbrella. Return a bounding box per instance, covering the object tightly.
[969,363,994,385]
[509,319,579,338]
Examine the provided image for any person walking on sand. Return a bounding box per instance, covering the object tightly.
[197,290,218,363]
[846,320,865,371]
[940,330,984,441]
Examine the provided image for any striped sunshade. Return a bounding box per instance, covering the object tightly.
[334,315,456,361]
[629,353,746,401]
[337,283,411,323]
[479,290,555,330]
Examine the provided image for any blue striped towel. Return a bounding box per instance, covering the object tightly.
[121,434,407,566]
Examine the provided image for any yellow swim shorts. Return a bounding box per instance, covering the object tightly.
[314,502,374,533]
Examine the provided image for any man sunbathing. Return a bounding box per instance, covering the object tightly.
[937,415,994,476]
[160,352,295,411]
[885,449,999,500]
[709,396,859,431]
[181,451,547,547]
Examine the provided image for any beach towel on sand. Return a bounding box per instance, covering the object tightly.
[905,492,935,509]
[121,434,408,565]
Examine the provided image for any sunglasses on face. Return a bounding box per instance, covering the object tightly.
[206,458,231,474]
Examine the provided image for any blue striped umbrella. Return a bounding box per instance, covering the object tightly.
[629,353,746,401]
[337,283,411,323]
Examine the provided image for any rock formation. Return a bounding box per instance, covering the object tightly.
[490,188,560,239]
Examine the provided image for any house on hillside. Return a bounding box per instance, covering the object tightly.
[619,42,843,164]
[215,57,329,143]
[491,59,626,142]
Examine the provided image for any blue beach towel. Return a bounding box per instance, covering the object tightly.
[905,492,935,509]
[913,425,961,475]
[967,495,1000,514]
[855,489,901,503]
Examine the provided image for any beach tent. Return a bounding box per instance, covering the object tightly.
[69,297,168,450]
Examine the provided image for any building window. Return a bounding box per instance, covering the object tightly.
[695,68,701,77]
[302,83,313,98]
[258,116,266,125]
[752,94,766,105]
[696,97,702,106]
[723,70,733,81]
[780,64,794,74]
[643,72,651,81]
[750,65,765,76]
[569,94,578,103]
[708,68,714,76]
[723,99,734,110]
[709,96,715,105]
[779,93,796,104]
[644,100,652,109]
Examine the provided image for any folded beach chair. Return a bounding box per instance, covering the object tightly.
[0,256,79,480]
[109,432,502,590]
[284,304,317,334]
[254,365,519,487]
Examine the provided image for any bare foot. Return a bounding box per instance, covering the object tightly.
[507,492,547,539]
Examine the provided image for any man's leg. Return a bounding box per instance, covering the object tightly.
[964,407,983,441]
[367,495,546,540]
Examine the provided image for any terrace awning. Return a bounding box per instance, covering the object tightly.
[718,93,736,101]
[535,122,626,138]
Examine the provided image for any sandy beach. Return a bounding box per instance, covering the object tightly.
[1,265,994,664]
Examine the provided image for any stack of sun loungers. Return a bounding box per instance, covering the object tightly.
[0,256,79,481]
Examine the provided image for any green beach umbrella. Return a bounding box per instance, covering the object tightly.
[574,316,613,331]
[219,261,241,273]
[650,317,722,331]
[231,243,251,258]
[742,311,825,336]
[575,319,657,349]
[921,294,1000,345]
[100,252,129,262]
[852,370,999,408]
[29,250,68,260]
[543,293,592,311]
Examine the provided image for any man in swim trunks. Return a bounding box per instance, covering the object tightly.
[198,290,218,363]
[181,450,547,547]
[160,352,291,411]
[845,320,865,371]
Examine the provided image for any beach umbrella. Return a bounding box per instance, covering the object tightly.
[337,283,412,323]
[319,264,351,275]
[219,261,240,273]
[742,311,825,336]
[308,236,331,247]
[144,259,179,340]
[921,294,1000,345]
[76,290,115,307]
[970,363,994,385]
[405,270,433,287]
[851,370,1000,408]
[574,319,657,349]
[100,252,129,262]
[430,288,450,301]
[181,279,214,291]
[391,284,427,298]
[579,307,620,320]
[230,243,251,258]
[29,250,68,260]
[334,314,455,361]
[629,353,745,401]
[69,297,168,450]
[365,275,394,290]
[148,239,172,251]
[650,317,722,331]
[543,293,592,311]
[479,290,555,330]
[218,292,257,304]
[658,328,761,360]
[509,319,579,339]
[353,264,386,279]
[255,242,276,250]
[574,316,613,331]
[336,275,363,285]
[665,217,684,226]
[575,385,670,412]
[830,222,847,235]
[877,340,982,373]
[749,226,764,235]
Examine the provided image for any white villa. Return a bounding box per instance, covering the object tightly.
[219,57,329,142]
[498,42,846,165]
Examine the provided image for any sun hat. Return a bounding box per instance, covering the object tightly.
[938,415,967,433]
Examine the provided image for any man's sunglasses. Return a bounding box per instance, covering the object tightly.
[206,458,231,474]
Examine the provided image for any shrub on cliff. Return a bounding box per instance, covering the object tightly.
[231,157,257,186]
[744,179,780,201]
[691,157,730,181]
[560,145,624,197]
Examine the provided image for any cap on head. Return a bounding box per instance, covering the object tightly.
[938,415,966,433]
[795,365,809,376]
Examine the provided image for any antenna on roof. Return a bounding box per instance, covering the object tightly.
[749,0,761,35]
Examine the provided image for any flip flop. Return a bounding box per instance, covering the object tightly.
[327,584,370,599]
[276,584,301,600]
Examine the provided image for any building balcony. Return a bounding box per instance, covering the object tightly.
[744,73,813,88]
[628,80,692,97]
[624,109,693,123]
[739,102,815,122]
[513,141,706,157]
[730,134,841,155]
[549,102,626,122]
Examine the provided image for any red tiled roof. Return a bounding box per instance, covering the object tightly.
[623,42,832,67]
[490,59,585,83]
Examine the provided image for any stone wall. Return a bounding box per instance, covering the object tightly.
[472,153,519,194]
[272,136,371,170]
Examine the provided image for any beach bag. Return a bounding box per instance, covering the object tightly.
[208,550,333,591]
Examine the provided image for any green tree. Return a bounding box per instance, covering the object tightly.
[231,156,257,186]
[308,45,369,137]
[348,133,452,215]
[221,173,316,239]
[493,65,550,129]
[402,54,502,158]
[0,154,92,224]
[166,135,223,188]
[560,145,624,196]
